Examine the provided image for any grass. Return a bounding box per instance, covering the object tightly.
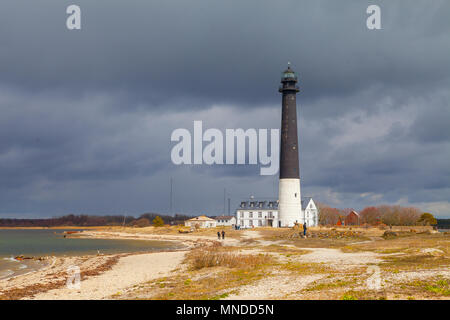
[425,279,450,295]
[111,228,449,300]
[139,266,272,300]
[380,254,450,272]
[342,293,358,300]
[186,247,272,270]
[341,233,450,254]
[340,290,387,300]
[401,278,450,297]
[304,279,354,292]
[381,277,450,299]
[280,262,331,274]
[118,244,276,300]
[260,244,311,256]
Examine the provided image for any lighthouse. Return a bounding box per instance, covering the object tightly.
[278,63,302,227]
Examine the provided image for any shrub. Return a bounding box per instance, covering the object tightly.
[152,216,164,227]
[417,213,437,226]
[131,217,151,228]
[342,293,358,300]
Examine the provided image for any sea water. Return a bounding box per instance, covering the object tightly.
[0,229,183,279]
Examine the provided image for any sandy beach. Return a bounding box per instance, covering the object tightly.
[0,228,237,300]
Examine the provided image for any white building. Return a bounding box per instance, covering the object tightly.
[214,215,236,226]
[235,197,318,228]
[184,215,217,228]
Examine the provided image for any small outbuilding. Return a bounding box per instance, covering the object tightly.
[184,215,217,228]
[344,210,361,226]
[214,215,236,227]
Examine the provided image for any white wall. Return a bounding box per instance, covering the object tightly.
[185,220,217,228]
[278,179,302,227]
[236,210,279,228]
[216,217,236,226]
[235,206,318,228]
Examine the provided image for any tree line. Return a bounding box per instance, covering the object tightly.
[317,203,438,226]
[0,213,192,227]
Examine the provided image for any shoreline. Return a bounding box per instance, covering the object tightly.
[0,249,189,300]
[0,229,190,285]
[0,229,227,300]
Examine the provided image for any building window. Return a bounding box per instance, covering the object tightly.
[249,220,253,227]
[240,220,244,226]
[249,212,253,218]
[258,220,262,226]
[268,212,273,218]
[240,212,244,218]
[258,212,262,218]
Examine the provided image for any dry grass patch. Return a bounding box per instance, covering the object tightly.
[280,261,332,275]
[121,244,278,300]
[284,238,357,249]
[380,253,450,272]
[340,290,387,300]
[261,244,311,256]
[304,278,355,292]
[392,277,450,299]
[186,247,273,270]
[342,233,449,254]
[146,268,271,300]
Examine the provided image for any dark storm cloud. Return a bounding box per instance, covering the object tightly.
[0,0,449,217]
[1,1,449,109]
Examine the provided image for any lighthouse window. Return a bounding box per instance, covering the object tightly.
[295,193,297,197]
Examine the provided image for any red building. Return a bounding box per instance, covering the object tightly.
[344,211,360,226]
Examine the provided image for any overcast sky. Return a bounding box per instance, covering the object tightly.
[0,0,449,218]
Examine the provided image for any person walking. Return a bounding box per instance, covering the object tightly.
[303,222,307,237]
[217,231,221,240]
[221,230,225,240]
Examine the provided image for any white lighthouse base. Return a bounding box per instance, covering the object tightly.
[278,178,302,227]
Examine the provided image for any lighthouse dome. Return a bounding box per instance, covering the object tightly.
[281,63,298,82]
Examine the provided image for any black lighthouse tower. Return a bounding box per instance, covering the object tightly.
[279,63,300,179]
[278,63,302,227]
